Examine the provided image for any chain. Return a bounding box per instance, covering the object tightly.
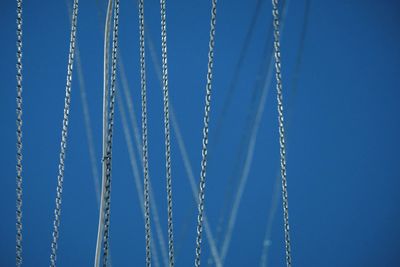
[271,0,292,266]
[15,0,23,265]
[49,0,79,266]
[159,0,175,266]
[138,0,152,266]
[195,0,217,266]
[102,0,120,265]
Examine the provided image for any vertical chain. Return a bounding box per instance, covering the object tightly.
[102,0,120,265]
[138,0,152,266]
[49,0,79,266]
[15,0,23,266]
[271,0,292,266]
[195,0,217,266]
[159,0,175,266]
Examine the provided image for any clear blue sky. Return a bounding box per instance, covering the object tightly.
[1,0,399,266]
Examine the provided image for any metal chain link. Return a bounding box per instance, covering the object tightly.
[49,0,79,266]
[271,0,292,266]
[102,0,120,265]
[138,0,152,266]
[15,0,23,265]
[159,0,175,266]
[195,0,217,266]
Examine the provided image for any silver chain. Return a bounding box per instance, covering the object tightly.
[159,0,175,266]
[138,0,152,266]
[271,0,292,266]
[49,0,79,266]
[15,0,23,265]
[195,0,217,266]
[102,0,120,265]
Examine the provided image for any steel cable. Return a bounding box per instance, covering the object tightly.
[49,0,79,266]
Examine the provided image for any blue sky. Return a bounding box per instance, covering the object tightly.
[1,0,399,266]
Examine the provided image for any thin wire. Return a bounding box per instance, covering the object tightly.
[102,0,120,265]
[272,0,292,265]
[49,0,79,265]
[212,0,263,146]
[218,1,289,262]
[145,28,222,267]
[159,0,175,265]
[15,0,23,265]
[195,0,218,266]
[138,0,152,265]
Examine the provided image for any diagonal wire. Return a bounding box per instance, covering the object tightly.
[212,0,264,146]
[49,0,79,266]
[260,1,310,266]
[15,0,24,265]
[159,0,175,265]
[145,27,223,267]
[218,0,290,263]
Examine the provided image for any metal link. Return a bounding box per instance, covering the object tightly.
[15,0,23,265]
[102,0,120,265]
[195,0,217,266]
[138,0,152,266]
[159,0,175,266]
[271,0,292,266]
[49,0,79,266]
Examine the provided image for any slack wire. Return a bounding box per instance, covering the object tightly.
[49,0,79,266]
[145,22,222,267]
[15,0,23,265]
[260,1,310,266]
[212,0,263,146]
[118,54,168,267]
[219,0,290,263]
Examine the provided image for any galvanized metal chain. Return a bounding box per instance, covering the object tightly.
[271,0,292,266]
[159,0,175,266]
[15,0,23,265]
[49,0,79,266]
[101,0,120,265]
[138,0,152,266]
[195,0,217,266]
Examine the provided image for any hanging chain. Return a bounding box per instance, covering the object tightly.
[159,0,175,266]
[271,0,292,266]
[102,0,120,265]
[15,0,23,266]
[138,0,152,266]
[49,0,79,266]
[195,0,217,266]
